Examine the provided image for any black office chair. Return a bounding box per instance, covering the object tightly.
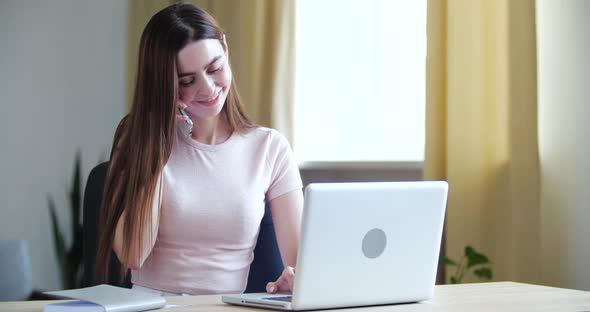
[82,162,284,293]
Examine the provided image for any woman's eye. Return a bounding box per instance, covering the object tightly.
[207,66,223,74]
[179,78,194,87]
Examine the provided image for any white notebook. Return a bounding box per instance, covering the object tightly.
[43,284,166,312]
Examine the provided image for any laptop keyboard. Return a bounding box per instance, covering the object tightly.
[262,296,293,302]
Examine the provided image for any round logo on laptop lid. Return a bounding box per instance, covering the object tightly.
[362,228,387,259]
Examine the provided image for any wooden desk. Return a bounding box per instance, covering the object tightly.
[2,282,590,311]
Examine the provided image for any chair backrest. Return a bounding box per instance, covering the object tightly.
[82,162,130,288]
[82,162,283,293]
[0,240,33,301]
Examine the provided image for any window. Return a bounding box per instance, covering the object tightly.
[293,0,427,163]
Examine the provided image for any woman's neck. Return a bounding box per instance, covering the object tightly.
[190,112,232,145]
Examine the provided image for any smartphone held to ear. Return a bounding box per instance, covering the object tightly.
[178,108,194,135]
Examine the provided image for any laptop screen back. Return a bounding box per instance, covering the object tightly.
[290,181,448,310]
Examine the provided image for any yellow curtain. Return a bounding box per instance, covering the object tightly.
[425,0,540,283]
[126,0,295,142]
[126,0,176,112]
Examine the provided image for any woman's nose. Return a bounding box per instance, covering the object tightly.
[197,76,215,96]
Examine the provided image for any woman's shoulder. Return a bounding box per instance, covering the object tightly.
[242,127,295,173]
[242,127,290,146]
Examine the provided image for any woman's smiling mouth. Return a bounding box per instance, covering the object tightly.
[195,90,221,107]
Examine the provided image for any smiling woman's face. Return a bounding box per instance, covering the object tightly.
[176,39,232,120]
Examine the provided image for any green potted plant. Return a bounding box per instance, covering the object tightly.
[439,245,493,283]
[48,152,83,289]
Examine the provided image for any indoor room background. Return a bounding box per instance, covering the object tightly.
[0,0,588,294]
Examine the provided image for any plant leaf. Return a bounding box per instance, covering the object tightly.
[465,245,490,268]
[69,151,85,288]
[439,256,457,266]
[48,195,66,270]
[70,151,82,235]
[450,276,459,284]
[473,267,493,280]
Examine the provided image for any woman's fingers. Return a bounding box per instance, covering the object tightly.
[266,266,296,294]
[265,278,285,294]
[176,100,189,121]
[177,100,188,109]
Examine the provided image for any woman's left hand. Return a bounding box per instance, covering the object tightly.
[266,266,296,294]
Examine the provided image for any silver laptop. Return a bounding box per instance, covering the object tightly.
[222,181,448,310]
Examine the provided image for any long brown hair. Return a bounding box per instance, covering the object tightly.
[96,3,255,282]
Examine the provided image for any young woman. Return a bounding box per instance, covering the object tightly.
[96,3,303,296]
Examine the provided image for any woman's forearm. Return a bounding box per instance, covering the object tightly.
[112,178,161,270]
[270,190,304,267]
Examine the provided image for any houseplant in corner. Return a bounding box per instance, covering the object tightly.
[439,245,493,283]
[48,151,83,289]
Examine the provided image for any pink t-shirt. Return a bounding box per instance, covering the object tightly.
[131,125,302,295]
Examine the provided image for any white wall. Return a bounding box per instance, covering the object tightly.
[537,0,590,291]
[0,0,127,290]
